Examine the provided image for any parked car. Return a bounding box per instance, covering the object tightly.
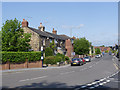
[80,58,86,64]
[95,54,101,58]
[71,58,83,66]
[83,56,91,62]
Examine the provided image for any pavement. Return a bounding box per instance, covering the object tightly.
[2,54,119,89]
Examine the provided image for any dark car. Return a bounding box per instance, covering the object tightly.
[83,56,91,62]
[71,58,83,66]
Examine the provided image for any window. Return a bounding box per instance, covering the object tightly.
[43,39,45,46]
[50,39,52,43]
[55,39,57,44]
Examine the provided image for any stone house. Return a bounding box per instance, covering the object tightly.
[22,19,74,57]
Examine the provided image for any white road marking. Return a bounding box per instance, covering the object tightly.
[19,76,47,82]
[81,85,87,88]
[103,82,107,84]
[107,76,110,78]
[87,83,92,86]
[99,83,104,85]
[94,84,99,87]
[91,82,97,85]
[89,87,95,89]
[106,80,110,82]
[100,78,105,82]
[60,71,75,75]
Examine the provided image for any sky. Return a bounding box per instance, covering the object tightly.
[2,2,118,46]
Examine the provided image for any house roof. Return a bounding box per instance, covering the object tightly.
[45,31,64,40]
[28,27,53,38]
[28,27,71,40]
[58,35,71,40]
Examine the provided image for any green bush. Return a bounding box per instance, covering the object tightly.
[1,51,41,63]
[64,56,70,63]
[44,56,56,65]
[44,56,64,65]
[105,50,109,53]
[64,56,69,61]
[55,56,62,62]
[45,47,53,57]
[44,53,70,65]
[56,53,65,61]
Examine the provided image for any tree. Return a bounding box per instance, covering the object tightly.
[95,48,101,54]
[45,47,53,57]
[73,37,90,55]
[0,31,1,51]
[100,45,105,47]
[2,18,31,51]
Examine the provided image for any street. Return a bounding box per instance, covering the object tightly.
[2,54,119,89]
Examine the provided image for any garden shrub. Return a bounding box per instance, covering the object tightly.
[45,47,53,57]
[56,53,65,61]
[44,56,56,65]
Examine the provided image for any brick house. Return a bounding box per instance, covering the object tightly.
[22,19,74,57]
[94,46,111,52]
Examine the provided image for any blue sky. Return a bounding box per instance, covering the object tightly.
[2,2,118,46]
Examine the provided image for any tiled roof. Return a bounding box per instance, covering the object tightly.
[58,35,71,40]
[28,27,53,38]
[28,27,71,40]
[45,31,64,40]
[45,32,71,40]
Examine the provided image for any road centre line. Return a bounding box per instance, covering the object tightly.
[74,70,119,90]
[19,76,47,82]
[60,71,75,75]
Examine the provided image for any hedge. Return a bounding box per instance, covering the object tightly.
[1,51,41,64]
[44,53,70,65]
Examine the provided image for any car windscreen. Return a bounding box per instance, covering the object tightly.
[72,58,79,61]
[84,57,89,59]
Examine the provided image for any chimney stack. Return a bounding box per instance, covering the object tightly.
[22,19,28,27]
[38,23,45,31]
[52,28,57,34]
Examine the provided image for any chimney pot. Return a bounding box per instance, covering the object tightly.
[22,19,28,27]
[52,28,57,34]
[38,22,45,31]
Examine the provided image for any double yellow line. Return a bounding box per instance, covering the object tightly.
[112,57,119,70]
[113,63,119,70]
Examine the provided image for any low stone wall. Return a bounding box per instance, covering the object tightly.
[1,60,42,70]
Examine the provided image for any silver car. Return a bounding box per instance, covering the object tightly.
[83,56,91,62]
[95,54,101,58]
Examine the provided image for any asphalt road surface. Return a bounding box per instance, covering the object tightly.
[2,54,119,89]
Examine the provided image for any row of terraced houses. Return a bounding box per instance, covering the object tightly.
[22,19,112,58]
[22,19,74,58]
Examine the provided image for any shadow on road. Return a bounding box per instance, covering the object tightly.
[2,80,119,90]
